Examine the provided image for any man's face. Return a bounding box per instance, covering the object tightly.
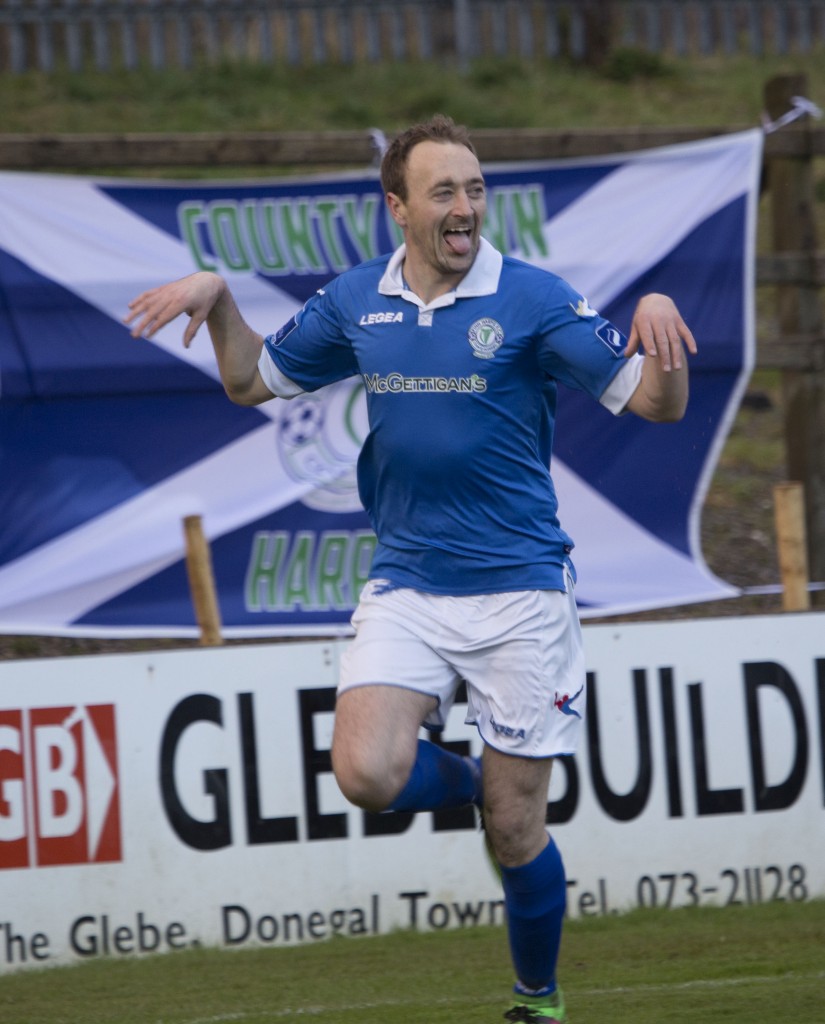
[387,140,487,295]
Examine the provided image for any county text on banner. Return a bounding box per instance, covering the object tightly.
[0,130,762,636]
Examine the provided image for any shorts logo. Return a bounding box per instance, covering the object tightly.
[554,685,584,719]
[489,716,526,740]
[468,318,504,359]
[0,705,122,869]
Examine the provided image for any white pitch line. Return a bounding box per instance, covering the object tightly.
[178,971,825,1024]
[581,970,825,996]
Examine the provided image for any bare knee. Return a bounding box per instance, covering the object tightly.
[331,735,410,812]
[484,801,546,867]
[331,687,426,812]
[482,748,555,867]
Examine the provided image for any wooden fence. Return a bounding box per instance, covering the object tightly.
[1,0,825,74]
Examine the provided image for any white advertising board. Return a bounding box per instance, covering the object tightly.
[1,612,823,972]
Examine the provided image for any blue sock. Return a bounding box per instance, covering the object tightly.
[501,836,566,995]
[387,740,481,812]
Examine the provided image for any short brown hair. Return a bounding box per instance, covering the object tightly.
[380,114,476,200]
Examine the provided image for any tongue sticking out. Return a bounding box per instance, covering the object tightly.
[445,230,472,256]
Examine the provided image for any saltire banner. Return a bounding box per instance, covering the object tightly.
[0,129,762,636]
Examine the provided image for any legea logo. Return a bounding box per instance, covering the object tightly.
[0,705,122,869]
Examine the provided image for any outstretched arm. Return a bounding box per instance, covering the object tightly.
[624,293,697,422]
[124,271,274,406]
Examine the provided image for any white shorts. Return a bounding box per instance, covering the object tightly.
[338,576,586,758]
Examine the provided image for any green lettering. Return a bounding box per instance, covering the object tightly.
[342,195,380,261]
[245,529,376,613]
[483,185,548,258]
[314,199,348,272]
[510,186,548,258]
[243,199,289,273]
[209,202,252,271]
[282,531,316,608]
[245,532,288,611]
[280,200,325,273]
[343,382,365,446]
[482,189,509,254]
[315,533,350,608]
[178,201,217,271]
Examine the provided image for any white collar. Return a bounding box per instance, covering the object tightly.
[378,237,503,310]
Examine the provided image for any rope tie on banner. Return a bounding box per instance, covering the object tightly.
[761,95,823,134]
[369,128,389,166]
[741,582,825,596]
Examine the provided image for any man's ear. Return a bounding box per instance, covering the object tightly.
[386,192,406,229]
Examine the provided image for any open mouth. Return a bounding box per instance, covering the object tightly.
[443,226,473,256]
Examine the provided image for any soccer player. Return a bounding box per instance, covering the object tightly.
[126,115,696,1023]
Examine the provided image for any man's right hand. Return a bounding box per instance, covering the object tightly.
[125,271,272,406]
[124,271,226,348]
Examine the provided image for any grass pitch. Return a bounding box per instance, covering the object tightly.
[1,901,823,1024]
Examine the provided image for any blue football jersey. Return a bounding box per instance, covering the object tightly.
[261,240,633,595]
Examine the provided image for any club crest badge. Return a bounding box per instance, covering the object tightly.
[468,317,504,359]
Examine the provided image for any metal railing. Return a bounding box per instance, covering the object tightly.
[1,1,824,75]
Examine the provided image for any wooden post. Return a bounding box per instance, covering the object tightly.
[182,515,224,646]
[773,483,811,612]
[763,74,825,607]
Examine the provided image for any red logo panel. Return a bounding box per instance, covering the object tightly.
[0,704,122,869]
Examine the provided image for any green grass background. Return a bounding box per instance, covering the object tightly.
[2,49,824,136]
[1,902,823,1023]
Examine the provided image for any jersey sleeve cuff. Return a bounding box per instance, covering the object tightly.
[257,343,305,399]
[600,354,643,414]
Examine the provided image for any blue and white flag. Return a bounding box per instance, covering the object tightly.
[0,130,762,636]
